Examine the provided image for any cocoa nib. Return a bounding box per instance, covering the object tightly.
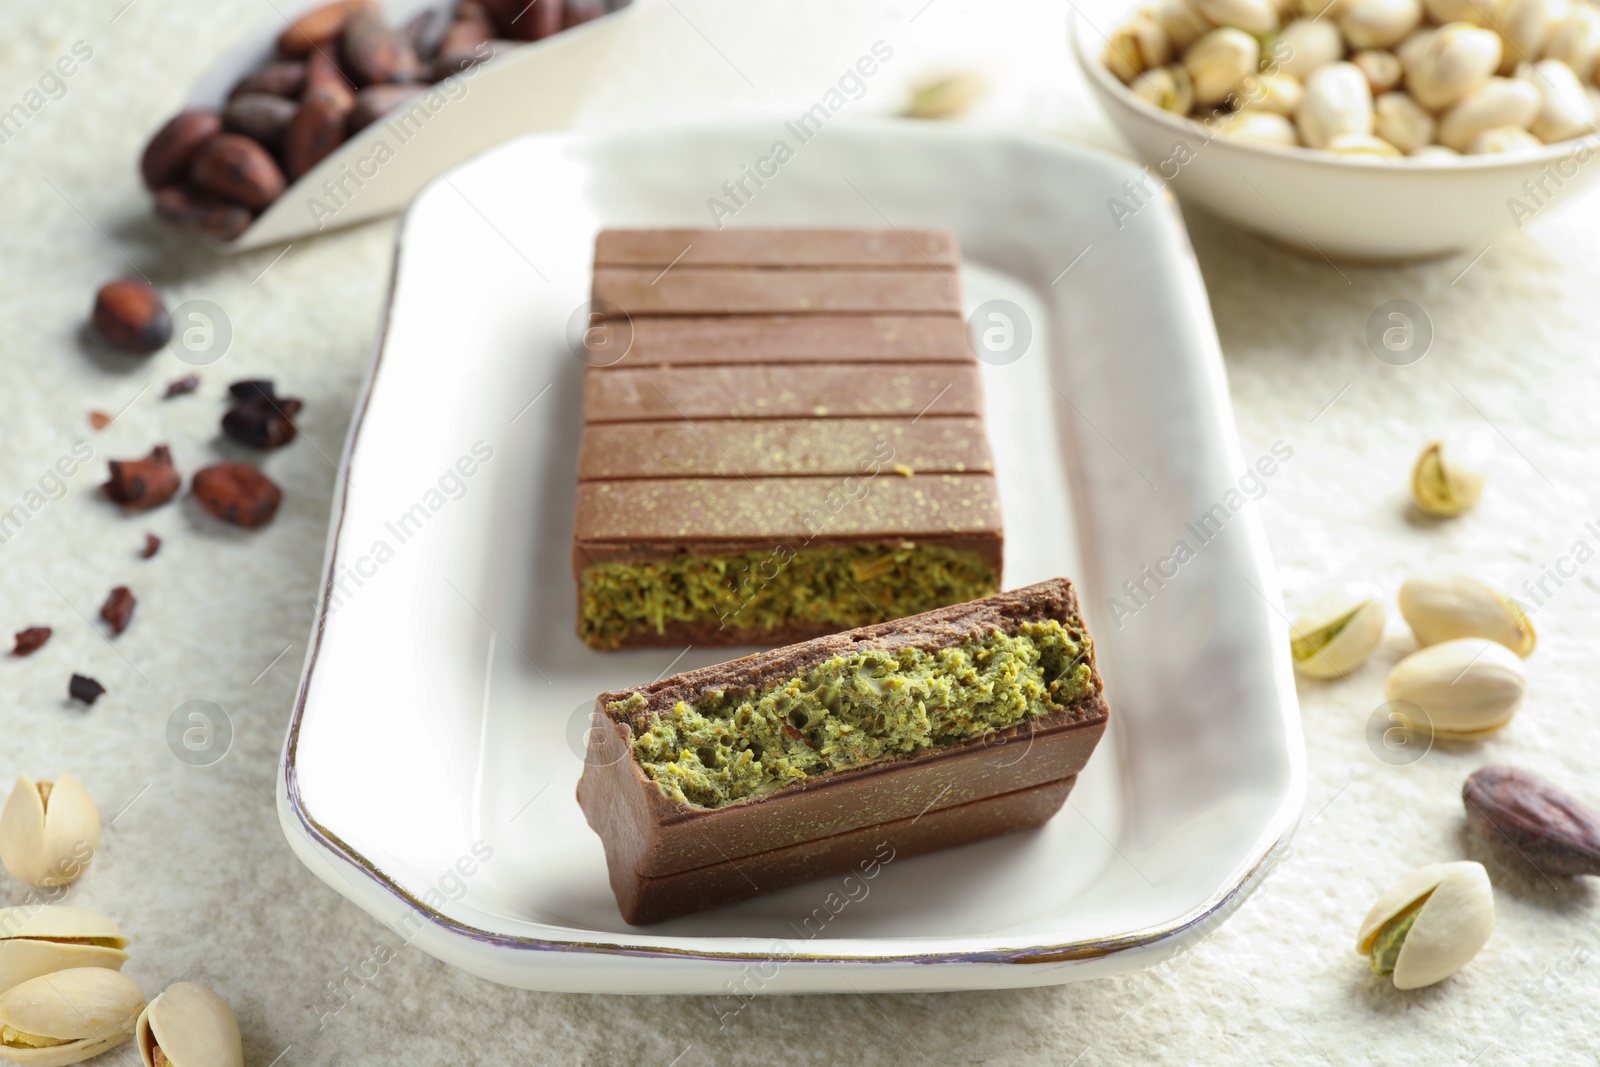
[69,674,106,705]
[89,411,112,430]
[193,463,283,528]
[1464,765,1600,877]
[223,382,303,449]
[100,586,136,635]
[142,533,161,559]
[102,445,181,510]
[12,627,51,656]
[93,279,172,354]
[163,375,200,399]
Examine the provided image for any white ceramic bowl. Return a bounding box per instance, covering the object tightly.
[1071,10,1600,261]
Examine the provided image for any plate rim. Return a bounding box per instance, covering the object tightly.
[277,117,1307,973]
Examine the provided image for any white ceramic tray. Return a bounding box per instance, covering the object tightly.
[276,119,1305,994]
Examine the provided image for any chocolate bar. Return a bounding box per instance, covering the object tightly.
[574,227,1002,650]
[576,579,1109,924]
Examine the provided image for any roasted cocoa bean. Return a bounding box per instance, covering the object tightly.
[230,60,308,98]
[564,0,607,28]
[305,47,358,113]
[192,463,284,528]
[283,94,349,180]
[102,445,181,510]
[348,85,423,132]
[406,7,452,61]
[278,0,377,57]
[140,110,222,191]
[191,134,287,208]
[484,0,562,40]
[99,586,136,635]
[224,92,299,146]
[434,39,514,79]
[342,8,418,85]
[92,279,172,354]
[1464,765,1600,877]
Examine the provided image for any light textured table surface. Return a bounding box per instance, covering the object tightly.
[4,0,1600,1063]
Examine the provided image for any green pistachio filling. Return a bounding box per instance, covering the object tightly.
[1369,895,1430,976]
[617,619,1092,809]
[579,543,998,649]
[1290,607,1357,664]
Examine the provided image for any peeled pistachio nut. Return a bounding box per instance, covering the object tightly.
[1353,49,1404,94]
[1384,638,1526,738]
[1357,861,1494,989]
[0,967,143,1066]
[1297,62,1375,148]
[1519,59,1595,143]
[1409,143,1461,157]
[1463,765,1600,878]
[0,777,99,888]
[1411,439,1485,516]
[1492,0,1569,75]
[906,72,987,119]
[1289,588,1385,678]
[136,983,243,1067]
[1152,0,1214,51]
[1185,27,1262,106]
[0,907,128,994]
[1438,77,1541,149]
[1402,23,1503,111]
[1422,0,1500,23]
[1215,108,1302,144]
[1239,71,1304,114]
[1326,131,1405,156]
[1375,90,1438,151]
[1545,5,1600,81]
[1132,65,1197,113]
[1269,18,1345,80]
[1196,0,1280,33]
[1339,0,1422,49]
[1469,125,1546,152]
[1105,12,1173,83]
[1398,575,1536,656]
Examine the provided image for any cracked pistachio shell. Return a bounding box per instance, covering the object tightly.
[1399,575,1536,656]
[1325,131,1405,157]
[1186,27,1261,105]
[0,778,98,888]
[1132,65,1197,114]
[1520,59,1595,144]
[1353,49,1404,94]
[0,907,128,993]
[1269,18,1345,80]
[1215,109,1302,144]
[1340,0,1423,49]
[1239,71,1304,115]
[1402,24,1502,111]
[1375,91,1437,151]
[1410,439,1485,516]
[1197,0,1280,33]
[1384,637,1526,737]
[1106,12,1173,83]
[1357,861,1495,989]
[1290,589,1386,678]
[0,967,143,1066]
[906,72,987,119]
[1152,0,1214,51]
[1298,62,1376,148]
[136,983,242,1067]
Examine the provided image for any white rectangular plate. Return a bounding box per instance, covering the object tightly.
[277,119,1305,994]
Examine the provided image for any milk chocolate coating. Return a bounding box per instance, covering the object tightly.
[576,579,1109,922]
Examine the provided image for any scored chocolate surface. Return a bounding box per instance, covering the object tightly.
[573,226,1001,650]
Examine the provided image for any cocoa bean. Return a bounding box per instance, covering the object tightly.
[484,0,561,40]
[224,92,298,147]
[342,8,418,85]
[140,110,222,191]
[158,187,254,242]
[222,387,303,450]
[283,94,349,180]
[102,445,181,510]
[348,85,423,132]
[191,134,287,208]
[1464,765,1600,877]
[433,39,517,80]
[277,0,377,57]
[192,463,283,528]
[230,60,307,98]
[406,7,452,61]
[92,279,171,354]
[305,47,358,113]
[197,203,255,242]
[564,0,607,28]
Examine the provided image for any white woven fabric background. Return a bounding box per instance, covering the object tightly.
[2,0,1598,1063]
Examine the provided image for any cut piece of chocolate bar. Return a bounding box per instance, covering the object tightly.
[577,579,1109,923]
[574,226,1000,650]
